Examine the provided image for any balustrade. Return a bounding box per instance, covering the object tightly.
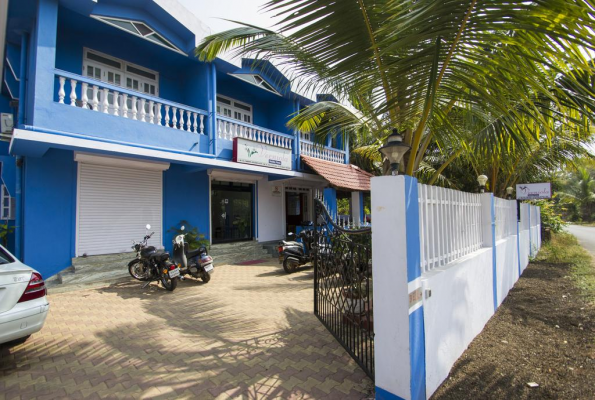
[300,139,346,164]
[55,71,207,135]
[216,117,293,150]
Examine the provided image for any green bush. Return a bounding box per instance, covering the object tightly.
[168,221,210,250]
[531,199,566,233]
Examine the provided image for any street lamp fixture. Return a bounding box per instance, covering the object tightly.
[477,175,488,193]
[506,186,514,200]
[379,128,411,176]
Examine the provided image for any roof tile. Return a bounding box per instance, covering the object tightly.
[301,155,374,191]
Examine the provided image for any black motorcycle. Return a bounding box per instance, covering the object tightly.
[128,224,181,291]
[278,228,316,273]
[172,226,214,283]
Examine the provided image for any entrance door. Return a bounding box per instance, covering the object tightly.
[211,181,254,244]
[285,188,311,235]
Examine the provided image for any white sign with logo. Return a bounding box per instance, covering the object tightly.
[271,185,282,197]
[516,182,552,200]
[233,138,292,170]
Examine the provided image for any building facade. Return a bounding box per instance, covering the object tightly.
[0,0,371,279]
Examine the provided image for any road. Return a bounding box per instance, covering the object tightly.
[566,225,595,257]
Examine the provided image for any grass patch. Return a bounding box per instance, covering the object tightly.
[537,232,595,304]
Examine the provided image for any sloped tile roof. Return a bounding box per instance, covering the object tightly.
[301,155,374,191]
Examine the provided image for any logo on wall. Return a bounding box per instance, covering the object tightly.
[271,185,282,197]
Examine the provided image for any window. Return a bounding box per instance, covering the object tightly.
[91,16,184,54]
[1,185,14,221]
[216,95,253,124]
[83,49,159,96]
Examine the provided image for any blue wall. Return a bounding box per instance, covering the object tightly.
[22,149,76,277]
[163,166,210,252]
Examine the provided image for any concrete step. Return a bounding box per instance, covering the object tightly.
[72,252,136,268]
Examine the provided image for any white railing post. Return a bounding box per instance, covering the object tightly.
[102,88,109,113]
[131,96,138,120]
[91,86,99,111]
[69,79,78,106]
[113,91,120,116]
[156,103,162,126]
[139,98,146,122]
[164,105,170,127]
[58,76,66,104]
[122,94,128,118]
[148,100,154,124]
[199,115,205,134]
[81,82,88,109]
[172,107,178,129]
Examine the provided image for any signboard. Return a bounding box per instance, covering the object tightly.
[233,137,292,170]
[516,182,552,200]
[271,185,282,197]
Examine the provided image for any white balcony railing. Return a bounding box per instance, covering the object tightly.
[300,139,346,164]
[216,116,294,149]
[55,70,207,134]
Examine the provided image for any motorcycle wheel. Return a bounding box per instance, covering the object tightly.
[200,271,211,283]
[128,259,150,281]
[160,274,178,291]
[283,257,299,274]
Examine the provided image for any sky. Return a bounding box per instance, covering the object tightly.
[177,0,279,36]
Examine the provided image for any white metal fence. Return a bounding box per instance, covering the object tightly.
[494,197,517,240]
[418,184,483,273]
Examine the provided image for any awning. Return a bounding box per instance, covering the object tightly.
[301,155,374,192]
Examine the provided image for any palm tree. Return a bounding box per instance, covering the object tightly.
[196,0,595,178]
[558,166,595,221]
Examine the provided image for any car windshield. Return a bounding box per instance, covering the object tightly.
[0,248,15,265]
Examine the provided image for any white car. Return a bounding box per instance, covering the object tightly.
[0,246,49,345]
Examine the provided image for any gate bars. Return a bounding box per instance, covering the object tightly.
[313,194,374,380]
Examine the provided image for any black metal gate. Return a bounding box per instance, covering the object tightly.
[313,195,374,380]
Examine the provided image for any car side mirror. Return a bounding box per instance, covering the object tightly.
[288,232,295,237]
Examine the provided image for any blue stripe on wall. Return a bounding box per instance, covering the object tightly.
[409,306,426,400]
[404,176,421,282]
[404,176,426,400]
[376,386,407,400]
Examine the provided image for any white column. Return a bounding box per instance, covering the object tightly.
[81,83,88,108]
[69,79,78,106]
[91,86,99,111]
[351,191,362,225]
[131,96,138,120]
[113,91,120,116]
[372,175,426,400]
[148,100,155,124]
[122,94,129,118]
[102,88,109,113]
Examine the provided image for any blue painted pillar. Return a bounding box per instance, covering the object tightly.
[207,63,217,155]
[371,175,426,400]
[323,187,337,217]
[294,99,300,170]
[344,133,350,164]
[30,0,58,127]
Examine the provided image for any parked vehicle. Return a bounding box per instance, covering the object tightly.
[128,224,180,291]
[278,226,316,273]
[0,245,50,345]
[172,226,214,283]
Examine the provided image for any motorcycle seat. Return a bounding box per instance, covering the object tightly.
[187,248,206,259]
[281,240,300,246]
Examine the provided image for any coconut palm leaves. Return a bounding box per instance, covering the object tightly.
[196,0,595,179]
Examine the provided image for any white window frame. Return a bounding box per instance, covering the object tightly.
[216,94,253,124]
[82,48,160,97]
[1,184,13,221]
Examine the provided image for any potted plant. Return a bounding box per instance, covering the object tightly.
[342,283,367,315]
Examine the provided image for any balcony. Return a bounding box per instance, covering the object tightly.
[55,69,208,135]
[52,69,347,167]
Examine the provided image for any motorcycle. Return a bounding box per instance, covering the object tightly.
[128,224,181,291]
[278,228,316,274]
[172,225,214,283]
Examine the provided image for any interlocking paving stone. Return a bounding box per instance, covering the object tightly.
[0,262,374,399]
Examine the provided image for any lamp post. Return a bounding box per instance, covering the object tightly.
[379,128,411,176]
[506,186,514,200]
[477,174,488,193]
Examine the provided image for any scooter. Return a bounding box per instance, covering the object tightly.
[172,225,214,283]
[278,228,315,274]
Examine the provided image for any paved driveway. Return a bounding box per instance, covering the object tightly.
[0,262,373,399]
[566,225,595,258]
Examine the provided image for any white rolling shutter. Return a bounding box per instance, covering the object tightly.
[77,163,163,256]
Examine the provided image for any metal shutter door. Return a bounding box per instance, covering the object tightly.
[77,163,162,256]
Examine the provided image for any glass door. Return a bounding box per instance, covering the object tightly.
[211,181,254,244]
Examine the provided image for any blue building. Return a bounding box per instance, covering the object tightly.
[0,0,370,279]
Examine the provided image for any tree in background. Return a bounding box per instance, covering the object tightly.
[197,0,595,184]
[557,159,595,222]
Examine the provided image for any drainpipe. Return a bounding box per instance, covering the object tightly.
[15,156,22,260]
[15,33,29,260]
[17,33,29,126]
